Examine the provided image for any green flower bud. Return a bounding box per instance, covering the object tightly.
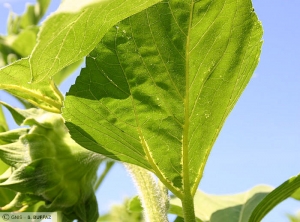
[0,102,103,222]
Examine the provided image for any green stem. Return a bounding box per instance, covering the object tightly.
[125,164,169,222]
[94,161,114,191]
[56,211,63,222]
[181,1,197,220]
[181,193,196,222]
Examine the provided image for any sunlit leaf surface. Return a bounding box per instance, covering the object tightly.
[170,186,273,222]
[63,0,263,197]
[30,0,162,82]
[0,59,63,113]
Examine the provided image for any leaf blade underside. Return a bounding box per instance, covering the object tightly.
[63,0,263,196]
[29,0,162,83]
[0,58,63,113]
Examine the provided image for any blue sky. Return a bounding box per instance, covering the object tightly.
[0,0,299,221]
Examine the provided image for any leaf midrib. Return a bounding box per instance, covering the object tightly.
[112,10,183,198]
[182,0,195,200]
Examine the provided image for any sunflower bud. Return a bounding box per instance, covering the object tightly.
[0,102,102,222]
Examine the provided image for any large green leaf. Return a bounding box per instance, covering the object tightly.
[169,186,273,222]
[0,59,63,113]
[249,174,300,222]
[63,0,262,197]
[29,0,162,82]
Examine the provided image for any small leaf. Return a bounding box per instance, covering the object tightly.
[0,159,61,193]
[292,187,300,200]
[19,4,37,28]
[29,0,162,82]
[128,196,143,213]
[19,0,50,28]
[0,0,49,69]
[0,128,29,144]
[0,101,45,125]
[98,198,143,222]
[249,174,300,222]
[170,186,273,222]
[7,12,21,35]
[288,211,300,222]
[0,140,29,167]
[6,0,50,35]
[0,160,15,211]
[0,59,63,113]
[35,0,51,21]
[0,105,8,133]
[4,27,39,57]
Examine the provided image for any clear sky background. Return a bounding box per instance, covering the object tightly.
[0,1,299,221]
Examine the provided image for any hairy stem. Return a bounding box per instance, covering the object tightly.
[125,164,169,222]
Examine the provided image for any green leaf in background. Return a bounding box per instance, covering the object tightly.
[7,0,50,34]
[63,0,262,198]
[0,105,15,210]
[292,187,300,201]
[23,0,51,26]
[98,198,143,222]
[0,106,102,221]
[29,0,162,83]
[0,105,8,133]
[0,58,63,113]
[288,211,300,222]
[173,217,185,222]
[0,0,49,66]
[249,174,300,222]
[0,0,80,109]
[0,101,45,126]
[127,196,144,213]
[169,186,273,222]
[3,27,39,58]
[0,160,16,211]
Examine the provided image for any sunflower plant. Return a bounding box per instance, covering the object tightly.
[0,0,299,221]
